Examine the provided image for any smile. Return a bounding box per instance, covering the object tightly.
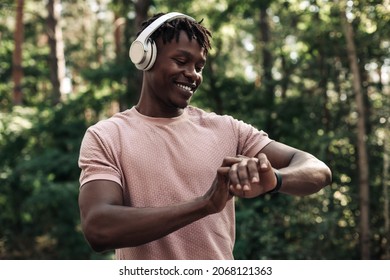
[176,83,194,93]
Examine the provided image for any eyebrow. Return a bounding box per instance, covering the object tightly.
[175,49,206,64]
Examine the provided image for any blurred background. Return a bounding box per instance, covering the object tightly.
[0,0,389,260]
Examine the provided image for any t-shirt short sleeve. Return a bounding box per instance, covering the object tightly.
[78,126,122,188]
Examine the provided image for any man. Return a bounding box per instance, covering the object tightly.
[78,12,332,260]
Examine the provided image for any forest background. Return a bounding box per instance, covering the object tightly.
[0,0,389,260]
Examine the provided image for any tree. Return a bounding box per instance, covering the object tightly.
[258,0,275,107]
[383,124,390,259]
[12,0,24,105]
[127,0,152,108]
[47,0,67,105]
[339,1,370,259]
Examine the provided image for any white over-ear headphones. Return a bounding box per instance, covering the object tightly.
[129,12,195,71]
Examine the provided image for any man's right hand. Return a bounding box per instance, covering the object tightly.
[202,157,242,214]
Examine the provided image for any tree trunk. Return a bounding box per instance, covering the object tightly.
[114,15,126,63]
[259,7,274,107]
[383,129,390,259]
[313,7,330,132]
[340,5,370,259]
[134,0,151,32]
[382,71,390,259]
[47,0,66,105]
[12,0,24,106]
[258,4,275,133]
[121,0,151,111]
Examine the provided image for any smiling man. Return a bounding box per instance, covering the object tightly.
[78,12,332,260]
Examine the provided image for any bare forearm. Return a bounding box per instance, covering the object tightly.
[259,141,332,196]
[278,153,332,196]
[83,197,210,252]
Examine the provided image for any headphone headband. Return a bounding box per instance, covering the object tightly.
[129,12,195,71]
[135,12,195,50]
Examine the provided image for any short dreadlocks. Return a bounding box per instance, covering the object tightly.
[137,13,212,55]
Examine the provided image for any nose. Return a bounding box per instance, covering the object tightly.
[184,65,200,82]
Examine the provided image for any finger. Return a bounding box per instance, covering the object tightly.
[221,156,243,168]
[217,166,230,176]
[229,163,241,191]
[237,156,259,185]
[237,160,251,191]
[217,167,231,189]
[217,167,234,199]
[229,184,245,197]
[237,155,259,163]
[257,153,271,171]
[247,158,259,184]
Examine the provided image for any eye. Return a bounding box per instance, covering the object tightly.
[196,64,205,73]
[173,58,186,65]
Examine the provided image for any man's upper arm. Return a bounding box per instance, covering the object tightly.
[257,141,301,169]
[79,180,124,218]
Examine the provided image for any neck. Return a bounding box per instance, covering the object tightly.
[135,102,184,118]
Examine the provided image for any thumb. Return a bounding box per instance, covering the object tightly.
[217,166,230,185]
[257,153,272,172]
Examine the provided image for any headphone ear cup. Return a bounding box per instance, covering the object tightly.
[136,39,157,71]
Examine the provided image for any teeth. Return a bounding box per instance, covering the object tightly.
[176,83,193,92]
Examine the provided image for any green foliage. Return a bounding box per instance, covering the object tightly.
[0,100,113,259]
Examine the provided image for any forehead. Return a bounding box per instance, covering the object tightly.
[157,31,206,59]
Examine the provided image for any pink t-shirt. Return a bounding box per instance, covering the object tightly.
[79,106,272,259]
